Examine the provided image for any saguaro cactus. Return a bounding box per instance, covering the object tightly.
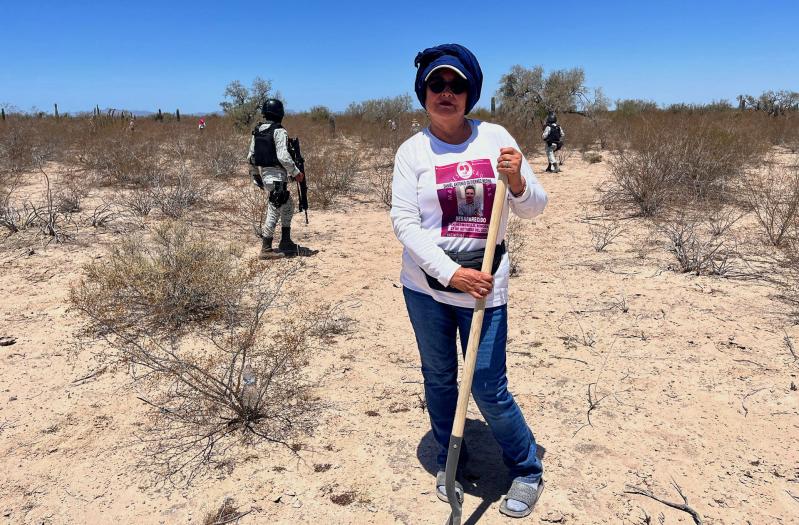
[176,109,180,121]
[1,108,5,121]
[157,109,163,121]
[54,103,59,118]
[491,97,496,116]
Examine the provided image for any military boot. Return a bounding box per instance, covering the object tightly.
[553,162,561,173]
[278,227,317,257]
[258,237,284,260]
[545,163,553,172]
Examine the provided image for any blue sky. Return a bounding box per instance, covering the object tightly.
[2,0,797,114]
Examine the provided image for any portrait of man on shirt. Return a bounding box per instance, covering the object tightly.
[457,184,483,218]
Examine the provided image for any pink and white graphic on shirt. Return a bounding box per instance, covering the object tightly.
[435,158,496,239]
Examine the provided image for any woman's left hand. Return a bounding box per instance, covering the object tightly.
[496,147,525,195]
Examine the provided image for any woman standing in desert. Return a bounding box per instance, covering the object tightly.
[390,43,549,518]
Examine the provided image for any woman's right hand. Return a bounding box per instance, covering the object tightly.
[449,267,494,300]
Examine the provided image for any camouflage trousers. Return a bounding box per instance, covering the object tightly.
[545,143,557,164]
[262,181,294,238]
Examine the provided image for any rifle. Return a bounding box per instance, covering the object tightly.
[287,137,309,224]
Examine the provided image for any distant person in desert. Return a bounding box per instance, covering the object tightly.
[390,43,548,518]
[128,117,135,133]
[457,185,482,217]
[248,99,315,258]
[198,117,206,131]
[542,112,564,173]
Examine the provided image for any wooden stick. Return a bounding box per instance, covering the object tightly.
[450,172,508,439]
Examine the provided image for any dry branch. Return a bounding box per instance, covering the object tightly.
[589,219,625,252]
[784,331,798,364]
[625,478,703,525]
[71,366,108,384]
[572,382,611,437]
[741,387,766,418]
[573,338,619,437]
[550,354,589,365]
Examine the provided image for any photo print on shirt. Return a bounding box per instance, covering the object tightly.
[435,159,496,239]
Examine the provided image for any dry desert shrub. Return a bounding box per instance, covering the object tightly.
[582,151,603,164]
[71,223,328,483]
[1,164,78,242]
[706,206,745,238]
[87,201,116,228]
[505,215,528,277]
[604,118,764,216]
[34,165,78,242]
[307,302,356,342]
[0,119,54,175]
[203,498,243,525]
[70,220,251,338]
[743,162,799,246]
[53,167,90,213]
[305,143,361,209]
[0,131,35,178]
[128,302,320,484]
[556,146,573,166]
[589,219,625,252]
[229,182,268,238]
[153,168,212,219]
[117,186,157,217]
[198,136,241,178]
[77,134,166,187]
[371,166,393,208]
[658,211,737,275]
[224,182,269,238]
[0,202,38,234]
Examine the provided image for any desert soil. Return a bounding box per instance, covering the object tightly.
[1,152,798,525]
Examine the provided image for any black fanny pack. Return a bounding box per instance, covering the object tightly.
[423,242,506,293]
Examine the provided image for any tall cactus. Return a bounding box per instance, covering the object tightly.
[176,108,180,121]
[491,97,496,117]
[54,103,59,118]
[157,109,163,121]
[1,108,5,121]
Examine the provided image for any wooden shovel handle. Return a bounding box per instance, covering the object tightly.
[450,172,509,438]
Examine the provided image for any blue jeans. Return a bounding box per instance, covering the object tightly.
[403,286,543,482]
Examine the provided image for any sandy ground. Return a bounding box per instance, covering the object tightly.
[1,151,798,525]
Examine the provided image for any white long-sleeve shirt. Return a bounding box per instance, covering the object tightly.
[390,120,548,308]
[247,122,301,184]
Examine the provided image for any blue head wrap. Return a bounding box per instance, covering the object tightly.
[414,44,483,114]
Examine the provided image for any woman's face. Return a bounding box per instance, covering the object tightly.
[425,68,468,121]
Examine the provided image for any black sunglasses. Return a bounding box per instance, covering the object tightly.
[427,76,469,95]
